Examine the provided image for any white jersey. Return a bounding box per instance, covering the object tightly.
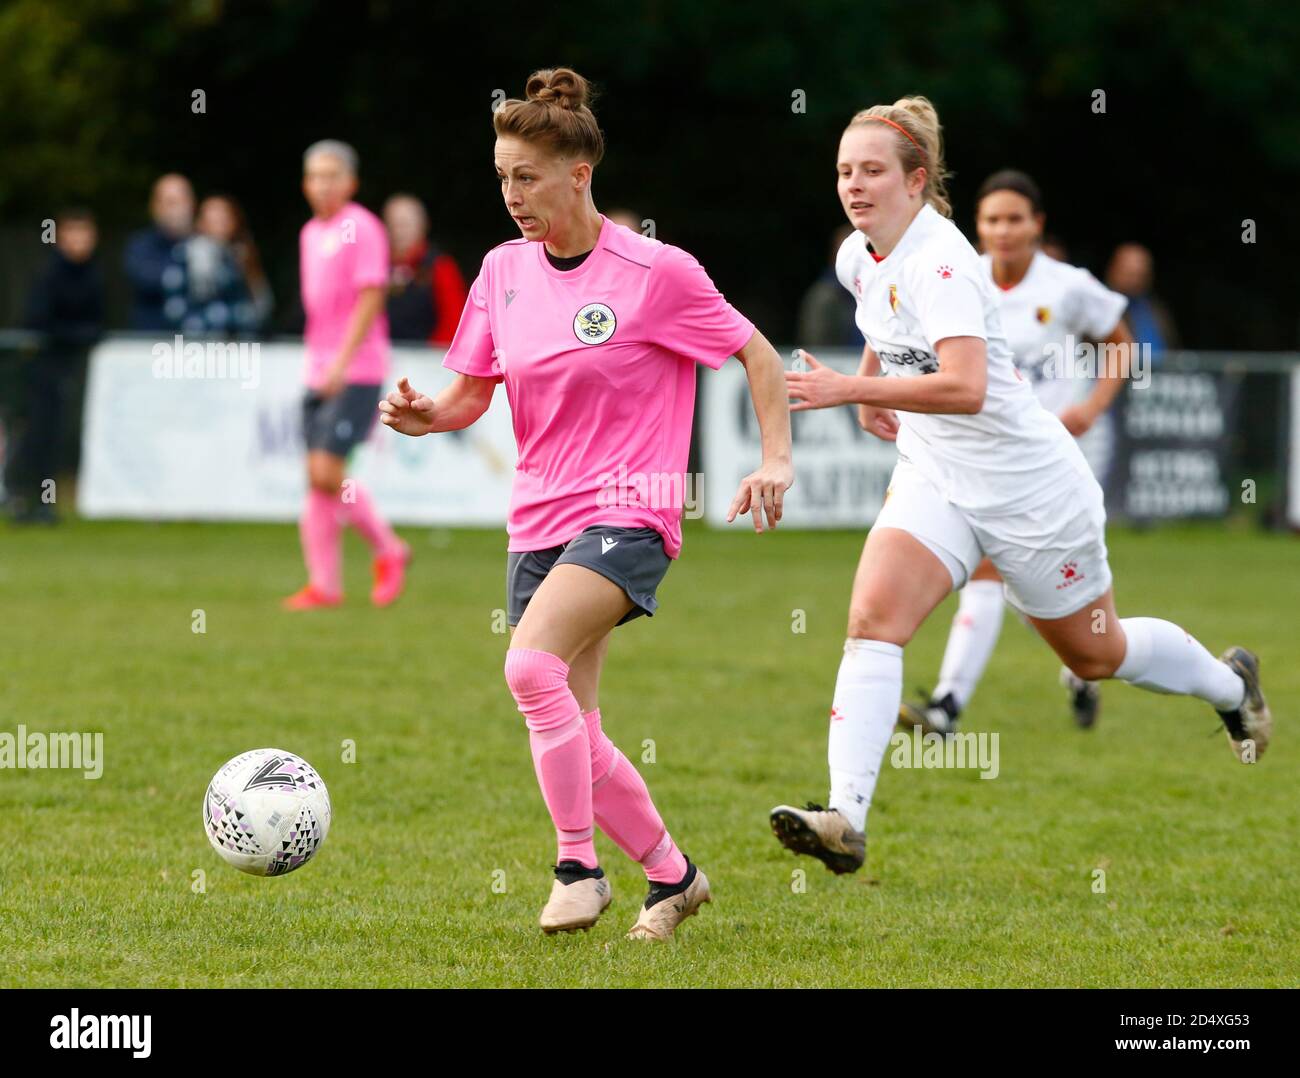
[983,250,1128,415]
[836,203,1095,517]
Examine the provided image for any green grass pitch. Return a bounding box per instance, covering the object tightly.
[0,518,1295,987]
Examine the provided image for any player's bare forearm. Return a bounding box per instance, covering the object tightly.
[1083,319,1133,418]
[855,343,881,379]
[736,329,793,467]
[844,371,985,414]
[430,374,495,432]
[330,286,385,375]
[851,336,986,415]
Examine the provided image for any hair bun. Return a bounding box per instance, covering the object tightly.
[525,67,591,111]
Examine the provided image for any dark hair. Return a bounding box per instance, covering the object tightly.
[57,207,96,225]
[493,67,605,166]
[976,169,1043,214]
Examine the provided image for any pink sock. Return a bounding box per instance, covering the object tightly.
[505,649,596,868]
[583,708,688,884]
[340,482,402,557]
[300,489,342,596]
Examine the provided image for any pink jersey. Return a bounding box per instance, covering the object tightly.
[443,215,754,557]
[299,201,390,388]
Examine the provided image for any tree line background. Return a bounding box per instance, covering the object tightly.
[2,0,1298,349]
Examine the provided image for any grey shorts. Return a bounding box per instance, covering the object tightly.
[506,525,672,628]
[302,384,382,457]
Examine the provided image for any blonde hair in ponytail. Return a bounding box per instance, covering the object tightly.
[847,95,952,218]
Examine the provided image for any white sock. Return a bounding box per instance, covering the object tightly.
[933,580,1005,711]
[828,638,903,833]
[1113,617,1245,712]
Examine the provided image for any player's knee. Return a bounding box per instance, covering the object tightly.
[846,604,913,647]
[505,648,577,733]
[307,465,342,494]
[503,646,567,697]
[1064,653,1121,682]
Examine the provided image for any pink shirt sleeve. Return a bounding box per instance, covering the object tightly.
[647,245,754,370]
[442,266,501,381]
[352,211,389,290]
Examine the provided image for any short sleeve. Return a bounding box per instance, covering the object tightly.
[442,267,501,382]
[1067,268,1129,340]
[351,212,389,290]
[646,245,754,370]
[834,231,863,293]
[911,253,989,349]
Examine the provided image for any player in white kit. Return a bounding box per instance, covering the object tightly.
[900,169,1132,735]
[769,97,1272,875]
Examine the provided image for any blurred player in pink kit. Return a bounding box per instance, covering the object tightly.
[285,140,410,611]
[380,68,793,939]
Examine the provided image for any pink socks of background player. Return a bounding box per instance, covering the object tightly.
[298,483,402,596]
[300,489,343,597]
[504,647,687,882]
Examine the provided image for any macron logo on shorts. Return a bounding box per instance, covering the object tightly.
[601,537,619,555]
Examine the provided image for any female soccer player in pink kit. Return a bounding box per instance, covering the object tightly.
[285,140,410,611]
[770,96,1271,876]
[380,69,793,938]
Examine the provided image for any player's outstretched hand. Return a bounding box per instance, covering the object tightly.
[378,377,437,437]
[726,459,794,534]
[786,352,853,411]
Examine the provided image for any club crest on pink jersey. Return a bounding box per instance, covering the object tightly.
[573,302,617,345]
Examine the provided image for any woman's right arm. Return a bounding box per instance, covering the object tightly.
[378,373,496,436]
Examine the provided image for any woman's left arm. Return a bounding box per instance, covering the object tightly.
[1058,318,1133,436]
[728,328,794,531]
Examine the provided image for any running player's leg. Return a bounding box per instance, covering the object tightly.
[568,633,689,886]
[286,448,346,608]
[831,528,954,824]
[329,385,409,605]
[903,556,1004,734]
[771,526,955,873]
[507,564,631,932]
[1028,589,1269,760]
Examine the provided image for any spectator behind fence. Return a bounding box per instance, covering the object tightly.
[383,193,467,345]
[1106,242,1179,358]
[9,208,104,523]
[796,225,865,349]
[196,194,274,333]
[123,173,195,331]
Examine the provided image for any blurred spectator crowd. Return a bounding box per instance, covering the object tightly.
[2,171,468,522]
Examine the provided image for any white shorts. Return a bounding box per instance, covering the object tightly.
[872,458,1113,620]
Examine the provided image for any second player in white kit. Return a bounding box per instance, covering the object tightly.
[900,169,1133,736]
[768,96,1272,876]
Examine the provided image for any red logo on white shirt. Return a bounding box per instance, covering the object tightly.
[937,265,953,279]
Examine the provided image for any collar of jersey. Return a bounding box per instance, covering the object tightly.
[536,213,610,280]
[314,201,358,228]
[983,248,1043,293]
[864,202,938,268]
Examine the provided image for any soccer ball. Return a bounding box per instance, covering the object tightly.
[203,748,331,876]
